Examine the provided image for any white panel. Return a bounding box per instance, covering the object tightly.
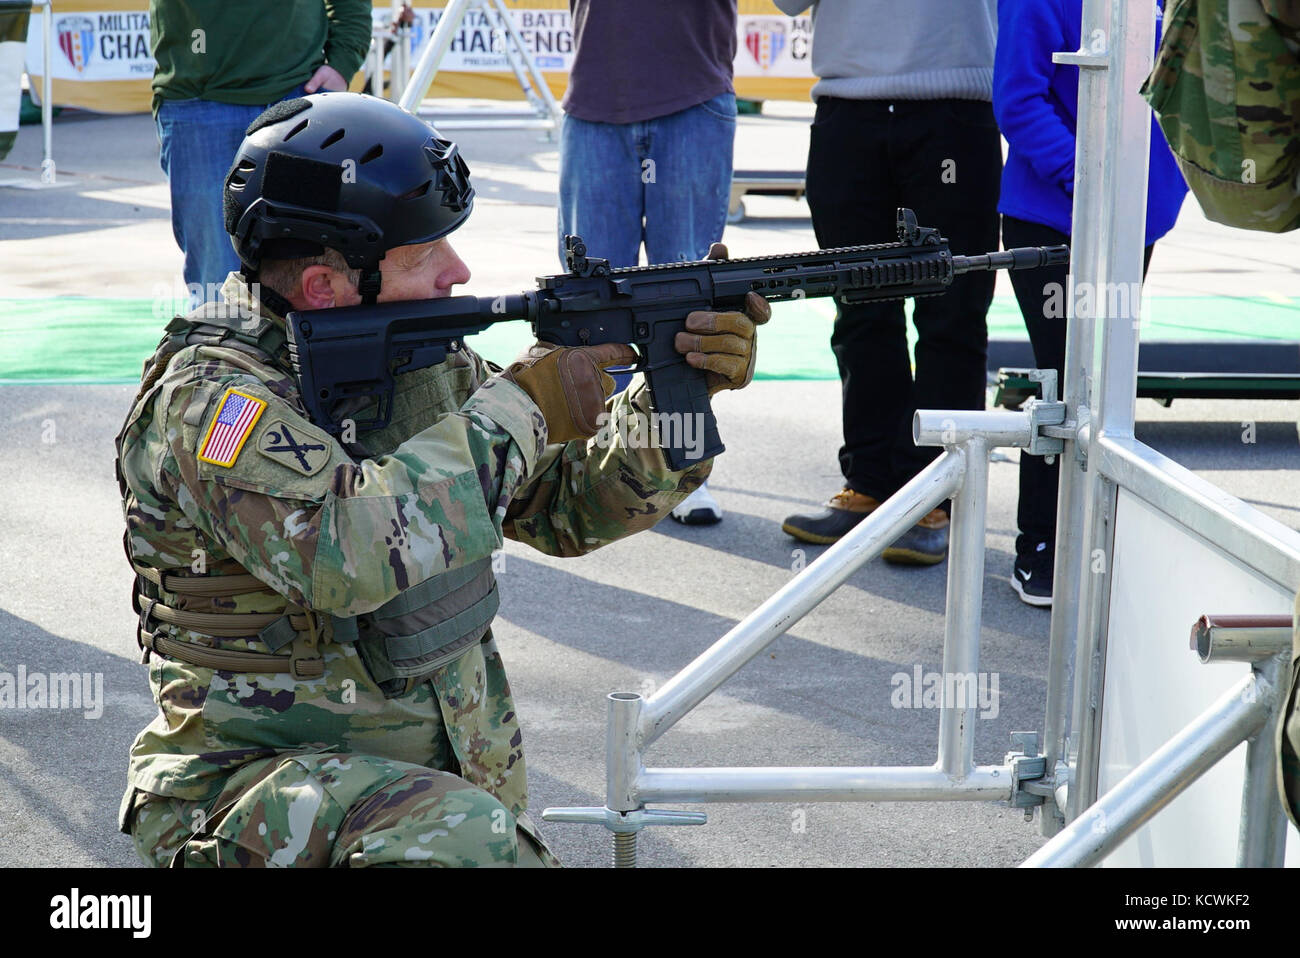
[1099,489,1298,866]
[0,42,23,133]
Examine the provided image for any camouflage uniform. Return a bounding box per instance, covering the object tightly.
[116,274,710,867]
[1142,0,1300,232]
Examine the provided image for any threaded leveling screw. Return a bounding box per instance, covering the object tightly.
[612,830,637,868]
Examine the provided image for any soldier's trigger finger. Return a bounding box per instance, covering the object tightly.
[583,342,639,370]
[684,310,756,340]
[675,330,750,357]
[581,343,637,398]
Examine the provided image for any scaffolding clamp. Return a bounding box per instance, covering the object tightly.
[1022,370,1069,463]
[1005,731,1055,819]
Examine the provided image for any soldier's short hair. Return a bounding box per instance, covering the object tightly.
[258,248,362,301]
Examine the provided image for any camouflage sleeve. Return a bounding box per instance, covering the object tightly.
[503,379,711,556]
[149,363,547,617]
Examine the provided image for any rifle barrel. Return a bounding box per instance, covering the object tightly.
[952,245,1070,274]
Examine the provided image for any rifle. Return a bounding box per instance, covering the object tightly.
[287,208,1068,470]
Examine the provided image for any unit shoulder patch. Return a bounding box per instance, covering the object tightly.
[256,418,331,476]
[197,388,267,467]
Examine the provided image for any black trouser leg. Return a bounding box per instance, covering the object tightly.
[807,98,1002,502]
[892,100,1002,489]
[1002,215,1070,554]
[806,97,905,502]
[1002,214,1155,555]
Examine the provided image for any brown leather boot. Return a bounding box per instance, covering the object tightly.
[881,507,950,565]
[781,488,881,544]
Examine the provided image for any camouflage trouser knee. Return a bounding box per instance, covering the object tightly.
[123,752,559,867]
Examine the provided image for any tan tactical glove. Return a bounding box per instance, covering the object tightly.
[500,341,639,444]
[674,243,773,397]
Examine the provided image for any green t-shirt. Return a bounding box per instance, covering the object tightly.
[150,0,372,114]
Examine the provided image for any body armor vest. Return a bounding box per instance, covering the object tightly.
[116,300,498,697]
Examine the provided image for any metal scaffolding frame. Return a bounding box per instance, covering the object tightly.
[544,407,1038,856]
[540,0,1300,866]
[363,5,414,105]
[396,0,562,132]
[1036,0,1300,862]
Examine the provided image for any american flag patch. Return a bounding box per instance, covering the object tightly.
[198,388,267,467]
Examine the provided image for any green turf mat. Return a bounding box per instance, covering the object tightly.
[2,298,186,384]
[2,295,1298,384]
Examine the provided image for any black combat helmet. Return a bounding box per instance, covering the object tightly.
[223,91,474,303]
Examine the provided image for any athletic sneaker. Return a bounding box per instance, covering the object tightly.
[1011,541,1053,607]
[671,482,722,525]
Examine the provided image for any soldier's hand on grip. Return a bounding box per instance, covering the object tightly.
[675,243,772,397]
[500,341,638,444]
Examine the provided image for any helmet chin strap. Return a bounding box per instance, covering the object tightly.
[239,264,295,319]
[358,267,383,305]
[237,259,383,311]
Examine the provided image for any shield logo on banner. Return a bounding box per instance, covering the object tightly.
[57,16,95,74]
[744,21,787,71]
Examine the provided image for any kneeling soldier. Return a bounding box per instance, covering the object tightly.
[116,92,768,866]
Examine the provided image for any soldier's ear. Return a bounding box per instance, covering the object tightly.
[299,265,339,309]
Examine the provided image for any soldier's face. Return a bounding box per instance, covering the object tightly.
[295,238,471,309]
[373,238,471,302]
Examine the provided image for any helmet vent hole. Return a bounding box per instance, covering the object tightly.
[236,159,256,173]
[228,175,246,189]
[320,128,346,149]
[399,180,432,200]
[283,119,309,141]
[359,144,384,164]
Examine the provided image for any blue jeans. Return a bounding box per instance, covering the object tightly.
[156,88,304,305]
[558,92,736,268]
[558,91,736,388]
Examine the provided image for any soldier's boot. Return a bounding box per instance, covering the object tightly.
[881,507,949,566]
[781,488,880,545]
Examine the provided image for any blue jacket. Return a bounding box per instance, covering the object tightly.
[993,0,1187,242]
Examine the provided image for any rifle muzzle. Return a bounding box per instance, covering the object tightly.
[952,246,1071,274]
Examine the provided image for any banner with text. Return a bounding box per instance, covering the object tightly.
[24,1,816,115]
